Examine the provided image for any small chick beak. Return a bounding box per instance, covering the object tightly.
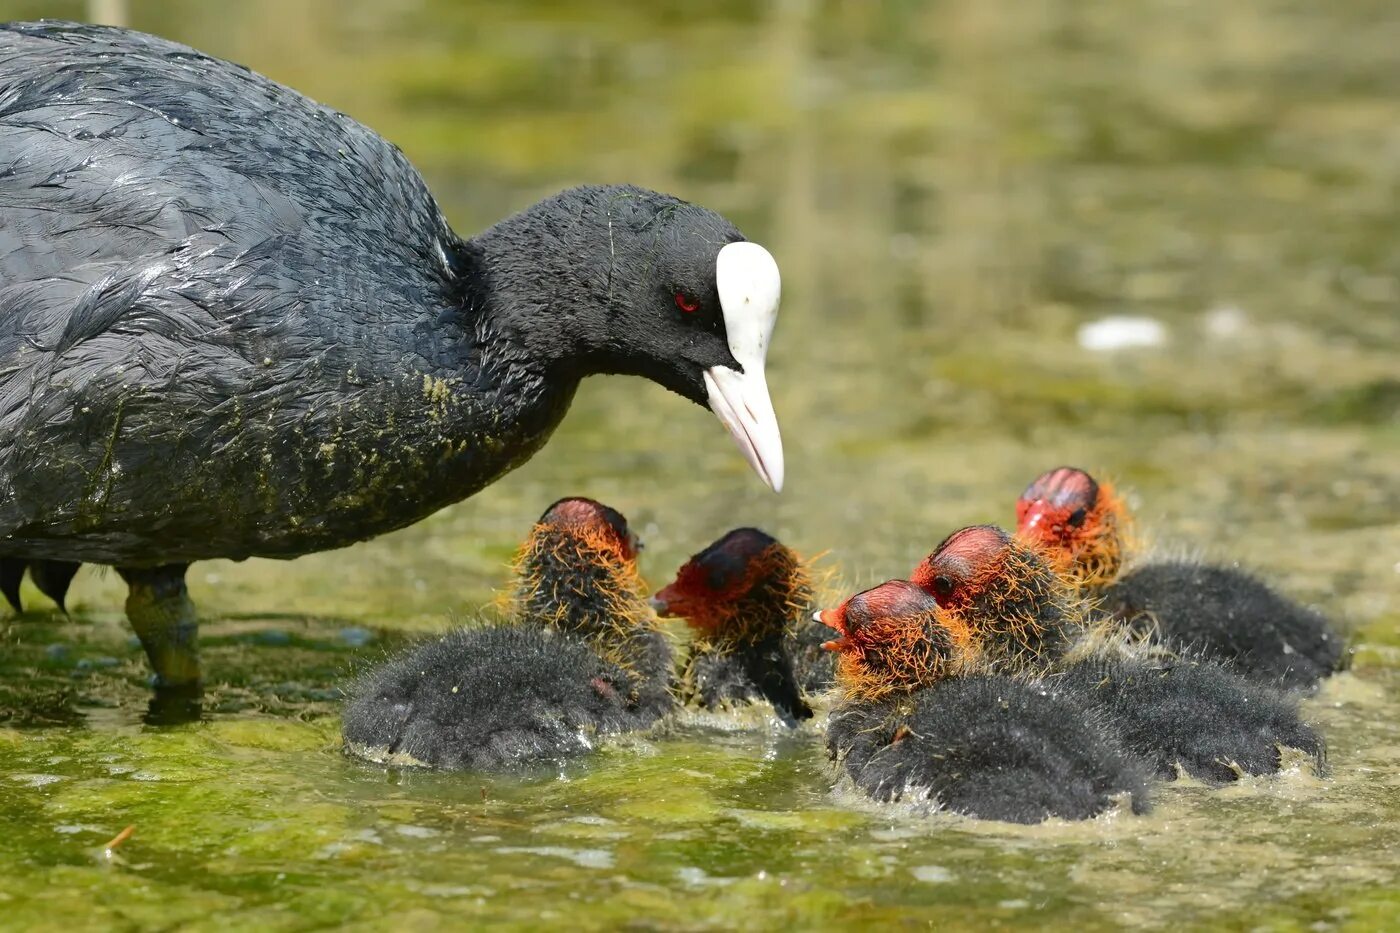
[649,582,683,616]
[710,242,784,493]
[814,608,849,652]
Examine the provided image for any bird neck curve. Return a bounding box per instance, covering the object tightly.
[459,222,597,384]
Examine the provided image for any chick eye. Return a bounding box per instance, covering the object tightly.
[675,291,700,313]
[932,575,955,601]
[1066,508,1087,527]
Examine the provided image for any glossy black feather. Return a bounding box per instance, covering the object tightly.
[0,556,80,611]
[28,558,79,611]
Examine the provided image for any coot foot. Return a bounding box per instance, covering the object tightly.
[144,682,204,726]
[117,564,202,690]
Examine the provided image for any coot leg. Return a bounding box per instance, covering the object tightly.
[30,560,81,615]
[143,684,204,726]
[0,559,24,613]
[117,564,201,691]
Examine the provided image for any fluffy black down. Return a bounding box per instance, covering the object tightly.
[1103,562,1342,690]
[1056,653,1325,782]
[826,674,1151,824]
[343,625,673,770]
[681,635,812,725]
[785,617,838,695]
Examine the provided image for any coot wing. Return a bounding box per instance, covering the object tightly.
[0,23,462,556]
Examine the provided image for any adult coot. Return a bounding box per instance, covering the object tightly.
[1014,467,1342,689]
[0,22,784,693]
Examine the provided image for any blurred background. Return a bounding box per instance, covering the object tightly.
[1,2,1398,926]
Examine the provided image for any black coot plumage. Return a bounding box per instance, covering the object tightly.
[652,528,818,725]
[819,581,1149,823]
[342,498,673,770]
[912,524,1326,781]
[1015,467,1342,689]
[0,22,785,694]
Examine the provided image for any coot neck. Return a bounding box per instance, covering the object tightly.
[703,602,793,651]
[459,225,594,384]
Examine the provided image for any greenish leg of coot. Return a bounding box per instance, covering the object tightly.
[117,563,202,692]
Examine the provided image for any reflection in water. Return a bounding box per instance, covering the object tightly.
[1,0,1398,927]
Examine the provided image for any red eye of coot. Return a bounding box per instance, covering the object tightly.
[675,292,699,313]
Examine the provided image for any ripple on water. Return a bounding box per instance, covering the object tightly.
[11,774,62,788]
[494,846,616,870]
[910,865,954,883]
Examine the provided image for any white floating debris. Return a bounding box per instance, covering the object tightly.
[1077,315,1168,352]
[1203,304,1248,340]
[677,866,735,887]
[911,865,954,883]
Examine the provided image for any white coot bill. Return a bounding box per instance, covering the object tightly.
[707,241,784,492]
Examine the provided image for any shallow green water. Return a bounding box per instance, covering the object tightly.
[4,0,1400,929]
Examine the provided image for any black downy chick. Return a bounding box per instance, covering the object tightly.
[342,498,673,770]
[653,528,818,725]
[913,524,1327,781]
[819,581,1150,824]
[1016,467,1342,689]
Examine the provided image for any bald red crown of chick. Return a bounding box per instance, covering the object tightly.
[910,524,1083,670]
[1014,467,1129,588]
[816,580,973,700]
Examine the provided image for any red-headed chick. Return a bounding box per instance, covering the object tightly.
[911,524,1085,671]
[343,497,673,770]
[1016,466,1341,690]
[816,579,1150,823]
[653,528,815,725]
[910,523,1326,782]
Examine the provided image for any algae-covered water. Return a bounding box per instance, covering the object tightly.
[4,0,1400,929]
